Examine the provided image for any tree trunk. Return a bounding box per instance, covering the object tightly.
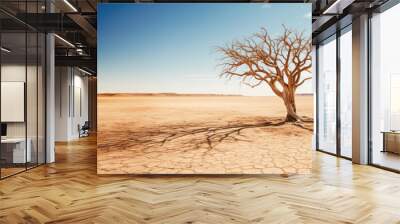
[282,87,301,122]
[284,102,301,122]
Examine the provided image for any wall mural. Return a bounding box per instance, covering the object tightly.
[97,3,313,174]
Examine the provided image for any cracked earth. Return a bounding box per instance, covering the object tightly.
[97,95,313,174]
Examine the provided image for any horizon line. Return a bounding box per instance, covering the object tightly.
[97,92,314,96]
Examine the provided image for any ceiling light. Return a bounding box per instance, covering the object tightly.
[54,34,75,48]
[78,67,93,76]
[322,0,355,15]
[76,48,85,55]
[63,0,78,12]
[323,0,343,14]
[1,47,11,53]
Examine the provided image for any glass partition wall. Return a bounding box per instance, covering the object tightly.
[370,3,400,171]
[0,3,46,179]
[0,31,27,177]
[316,26,352,159]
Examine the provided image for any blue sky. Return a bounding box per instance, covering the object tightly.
[98,3,312,95]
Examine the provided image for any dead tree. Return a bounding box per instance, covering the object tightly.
[217,27,312,122]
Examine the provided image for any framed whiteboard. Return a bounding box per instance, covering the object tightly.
[1,82,25,122]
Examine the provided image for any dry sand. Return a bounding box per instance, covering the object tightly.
[97,94,313,174]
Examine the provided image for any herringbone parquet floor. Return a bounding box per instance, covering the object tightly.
[1,136,400,224]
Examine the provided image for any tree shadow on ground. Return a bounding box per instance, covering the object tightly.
[100,116,313,154]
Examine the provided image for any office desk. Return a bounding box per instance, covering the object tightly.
[1,138,31,163]
[382,131,400,154]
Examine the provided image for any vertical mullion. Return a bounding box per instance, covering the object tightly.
[59,68,62,117]
[44,0,48,164]
[44,18,47,164]
[336,28,341,157]
[68,69,71,118]
[36,0,39,167]
[316,45,320,151]
[25,0,28,171]
[367,11,373,165]
[73,68,75,118]
[80,88,82,117]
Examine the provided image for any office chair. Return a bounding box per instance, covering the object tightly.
[79,121,90,138]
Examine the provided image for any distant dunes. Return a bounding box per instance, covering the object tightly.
[97,93,243,97]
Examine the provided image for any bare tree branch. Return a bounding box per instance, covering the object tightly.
[216,26,312,122]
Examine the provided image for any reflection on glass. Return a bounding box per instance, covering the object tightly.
[0,1,47,179]
[371,3,400,171]
[1,32,27,177]
[38,33,46,165]
[318,36,337,154]
[27,31,38,169]
[390,75,400,130]
[340,28,352,158]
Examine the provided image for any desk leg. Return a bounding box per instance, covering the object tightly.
[382,133,386,153]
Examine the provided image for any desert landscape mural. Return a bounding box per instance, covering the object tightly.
[97,3,313,174]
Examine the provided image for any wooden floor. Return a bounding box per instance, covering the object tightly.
[372,151,400,171]
[1,136,400,223]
